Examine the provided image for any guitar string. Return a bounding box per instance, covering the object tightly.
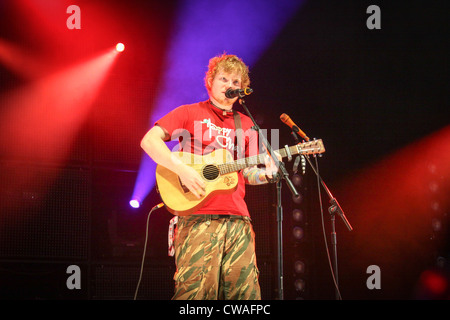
[196,143,320,175]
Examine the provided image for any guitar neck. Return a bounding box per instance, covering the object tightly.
[218,140,324,174]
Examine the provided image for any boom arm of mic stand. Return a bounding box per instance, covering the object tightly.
[289,129,352,231]
[304,156,353,231]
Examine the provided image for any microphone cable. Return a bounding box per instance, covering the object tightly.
[306,155,343,300]
[133,202,164,300]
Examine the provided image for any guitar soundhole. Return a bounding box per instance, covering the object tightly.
[202,164,220,181]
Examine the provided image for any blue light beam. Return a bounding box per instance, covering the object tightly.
[131,0,304,206]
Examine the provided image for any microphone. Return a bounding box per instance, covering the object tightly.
[280,113,310,141]
[225,87,253,99]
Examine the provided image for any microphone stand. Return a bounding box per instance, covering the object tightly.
[239,98,298,301]
[290,130,352,300]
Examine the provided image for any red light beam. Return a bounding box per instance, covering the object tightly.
[0,48,118,162]
[334,126,450,296]
[0,39,45,79]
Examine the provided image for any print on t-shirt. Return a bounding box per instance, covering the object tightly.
[202,118,235,152]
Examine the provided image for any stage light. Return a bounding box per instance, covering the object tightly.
[431,218,442,232]
[292,173,302,187]
[292,209,304,223]
[294,260,306,274]
[293,226,304,241]
[129,199,140,208]
[294,278,306,292]
[418,269,449,298]
[116,43,125,52]
[292,193,303,204]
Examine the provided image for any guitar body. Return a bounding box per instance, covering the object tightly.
[155,149,238,216]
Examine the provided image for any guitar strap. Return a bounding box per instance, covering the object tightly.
[233,110,244,159]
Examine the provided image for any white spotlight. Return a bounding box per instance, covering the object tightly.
[116,43,125,52]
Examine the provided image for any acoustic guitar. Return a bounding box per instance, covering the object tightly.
[156,139,325,215]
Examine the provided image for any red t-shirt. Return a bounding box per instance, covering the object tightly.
[155,100,258,217]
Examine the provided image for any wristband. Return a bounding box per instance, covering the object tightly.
[265,173,278,183]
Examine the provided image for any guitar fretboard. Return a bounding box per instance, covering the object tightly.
[217,143,321,174]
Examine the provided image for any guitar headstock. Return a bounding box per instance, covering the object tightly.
[296,139,325,156]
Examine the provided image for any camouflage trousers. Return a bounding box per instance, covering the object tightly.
[172,214,261,300]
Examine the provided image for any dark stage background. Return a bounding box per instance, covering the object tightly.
[0,0,448,301]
